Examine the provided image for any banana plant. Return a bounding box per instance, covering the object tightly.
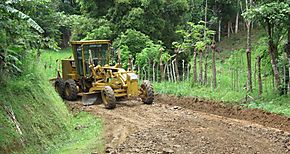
[0,0,44,34]
[0,0,44,75]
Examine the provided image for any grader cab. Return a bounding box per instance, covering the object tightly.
[54,40,154,109]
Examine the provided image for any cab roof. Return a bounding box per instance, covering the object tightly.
[70,40,112,45]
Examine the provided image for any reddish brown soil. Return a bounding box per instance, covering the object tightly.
[156,94,290,132]
[68,94,290,154]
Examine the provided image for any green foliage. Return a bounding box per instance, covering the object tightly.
[67,15,97,41]
[136,40,162,65]
[107,0,189,48]
[243,2,290,25]
[76,0,113,18]
[0,56,70,153]
[47,112,103,154]
[84,25,113,40]
[40,48,72,78]
[177,22,215,49]
[83,19,114,40]
[0,49,103,153]
[113,29,151,58]
[118,45,130,68]
[243,1,290,45]
[161,52,171,63]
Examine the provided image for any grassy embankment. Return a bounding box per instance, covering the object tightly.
[155,29,290,116]
[0,50,103,154]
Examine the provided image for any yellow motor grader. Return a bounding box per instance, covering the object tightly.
[53,40,154,109]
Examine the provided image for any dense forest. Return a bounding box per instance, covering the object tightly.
[0,0,290,153]
[1,0,290,95]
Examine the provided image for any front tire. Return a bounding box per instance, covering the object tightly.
[64,79,78,101]
[55,78,65,99]
[140,80,154,104]
[101,86,116,109]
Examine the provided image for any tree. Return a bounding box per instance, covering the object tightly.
[287,2,290,95]
[243,2,290,92]
[136,40,162,80]
[211,42,217,88]
[176,22,215,84]
[76,0,113,18]
[0,0,45,78]
[159,47,165,81]
[245,0,253,92]
[113,29,152,60]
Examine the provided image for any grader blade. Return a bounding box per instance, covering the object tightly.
[82,93,98,106]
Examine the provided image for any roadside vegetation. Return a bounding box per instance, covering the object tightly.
[0,56,103,153]
[1,0,290,153]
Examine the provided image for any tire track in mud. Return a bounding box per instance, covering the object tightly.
[67,95,290,154]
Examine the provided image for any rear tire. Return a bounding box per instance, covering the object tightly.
[140,80,154,104]
[64,79,78,101]
[101,86,116,109]
[55,78,65,99]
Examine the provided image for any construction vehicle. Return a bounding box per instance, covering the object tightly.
[53,40,154,109]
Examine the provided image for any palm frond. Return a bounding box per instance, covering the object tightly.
[0,4,44,33]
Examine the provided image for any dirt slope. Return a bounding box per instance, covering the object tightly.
[68,95,290,154]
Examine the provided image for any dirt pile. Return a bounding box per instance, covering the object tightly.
[156,94,290,132]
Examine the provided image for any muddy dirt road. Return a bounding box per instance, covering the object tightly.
[68,95,290,154]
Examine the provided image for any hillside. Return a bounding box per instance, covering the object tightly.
[0,59,102,153]
[0,61,70,153]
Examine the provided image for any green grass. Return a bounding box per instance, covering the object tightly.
[47,112,103,154]
[154,81,246,102]
[153,28,289,117]
[0,52,104,153]
[40,48,72,78]
[217,28,264,56]
[154,81,290,116]
[0,60,70,153]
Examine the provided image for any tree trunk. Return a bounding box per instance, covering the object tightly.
[257,56,262,96]
[287,49,290,95]
[187,63,190,81]
[211,44,217,88]
[269,41,281,91]
[235,11,239,34]
[230,22,234,34]
[204,0,208,38]
[283,64,287,94]
[218,19,221,42]
[159,49,165,81]
[156,63,159,82]
[172,60,177,82]
[199,51,203,84]
[267,22,281,92]
[287,11,290,95]
[182,60,185,81]
[174,53,180,81]
[148,59,151,81]
[193,49,198,82]
[153,61,156,82]
[169,63,173,82]
[246,22,252,92]
[227,21,231,38]
[165,64,170,82]
[204,48,209,85]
